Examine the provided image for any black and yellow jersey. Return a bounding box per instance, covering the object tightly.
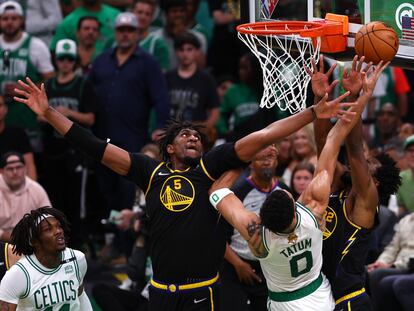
[322,190,376,300]
[126,143,246,284]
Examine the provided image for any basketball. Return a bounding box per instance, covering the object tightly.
[354,21,399,64]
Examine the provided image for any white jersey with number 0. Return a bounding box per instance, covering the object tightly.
[259,202,334,310]
[260,202,324,292]
[0,247,89,311]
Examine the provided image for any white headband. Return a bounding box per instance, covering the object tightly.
[29,213,54,245]
[35,213,54,226]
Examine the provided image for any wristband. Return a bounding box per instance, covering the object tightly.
[209,188,234,210]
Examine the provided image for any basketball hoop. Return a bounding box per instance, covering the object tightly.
[237,14,348,114]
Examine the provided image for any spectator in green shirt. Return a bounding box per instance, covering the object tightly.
[50,0,120,55]
[132,0,170,71]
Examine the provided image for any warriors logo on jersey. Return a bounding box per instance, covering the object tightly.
[159,175,195,212]
[323,206,338,240]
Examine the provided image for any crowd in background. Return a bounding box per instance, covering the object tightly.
[0,0,414,310]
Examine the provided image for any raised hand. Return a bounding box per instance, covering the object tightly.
[13,78,50,117]
[342,55,372,98]
[306,55,339,99]
[313,91,356,122]
[361,60,389,95]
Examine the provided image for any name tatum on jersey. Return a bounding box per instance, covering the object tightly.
[280,238,312,258]
[34,279,77,309]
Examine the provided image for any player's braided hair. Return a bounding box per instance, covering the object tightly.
[11,207,71,256]
[260,190,295,234]
[158,119,206,161]
[373,152,402,204]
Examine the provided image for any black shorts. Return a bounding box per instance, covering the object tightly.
[335,291,372,311]
[149,281,220,311]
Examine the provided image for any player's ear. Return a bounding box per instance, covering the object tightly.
[166,144,174,155]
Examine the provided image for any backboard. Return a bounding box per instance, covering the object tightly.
[240,0,414,68]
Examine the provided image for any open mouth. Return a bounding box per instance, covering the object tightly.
[57,236,65,245]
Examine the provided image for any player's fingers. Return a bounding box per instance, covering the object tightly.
[329,80,339,91]
[339,102,358,112]
[351,55,357,71]
[310,58,318,73]
[319,54,324,72]
[25,77,39,92]
[377,61,390,75]
[363,62,373,74]
[13,96,28,104]
[305,65,313,77]
[357,56,365,72]
[342,68,348,79]
[17,79,32,92]
[337,109,356,122]
[333,91,350,104]
[326,62,337,78]
[13,88,30,98]
[252,272,262,283]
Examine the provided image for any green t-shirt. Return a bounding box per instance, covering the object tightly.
[195,0,213,43]
[216,83,260,135]
[139,33,170,71]
[216,83,289,136]
[50,4,120,55]
[397,169,414,212]
[0,35,40,132]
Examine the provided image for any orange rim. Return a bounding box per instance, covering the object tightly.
[236,21,325,37]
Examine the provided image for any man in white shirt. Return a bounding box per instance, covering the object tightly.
[0,1,54,150]
[0,151,51,241]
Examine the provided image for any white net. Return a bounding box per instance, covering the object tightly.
[238,24,321,114]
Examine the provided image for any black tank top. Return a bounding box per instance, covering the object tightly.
[322,190,375,299]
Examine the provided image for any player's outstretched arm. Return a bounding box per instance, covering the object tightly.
[234,91,353,162]
[343,61,387,228]
[307,55,338,156]
[300,61,388,223]
[209,170,267,257]
[14,78,131,175]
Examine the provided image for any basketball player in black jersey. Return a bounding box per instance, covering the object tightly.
[308,55,401,311]
[13,77,352,311]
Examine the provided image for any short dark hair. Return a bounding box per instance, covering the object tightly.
[157,119,206,161]
[373,153,402,204]
[260,190,295,233]
[174,31,201,50]
[163,0,186,12]
[1,151,25,168]
[11,207,71,256]
[77,15,101,31]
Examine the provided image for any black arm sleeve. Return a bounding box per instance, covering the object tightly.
[64,123,108,161]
